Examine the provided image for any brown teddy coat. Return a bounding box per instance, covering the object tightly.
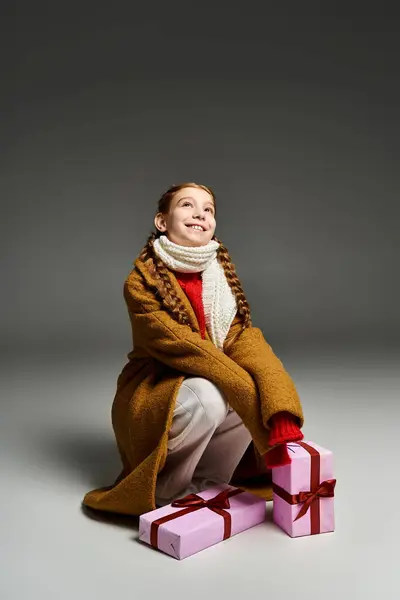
[82,256,304,516]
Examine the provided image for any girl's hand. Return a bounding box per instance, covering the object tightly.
[264,411,304,468]
[265,444,292,468]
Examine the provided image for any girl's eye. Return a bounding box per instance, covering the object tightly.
[182,202,213,215]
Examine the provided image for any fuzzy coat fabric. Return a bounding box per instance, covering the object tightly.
[82,256,304,516]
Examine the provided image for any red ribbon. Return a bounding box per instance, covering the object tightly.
[272,441,336,534]
[150,487,244,549]
[294,479,336,521]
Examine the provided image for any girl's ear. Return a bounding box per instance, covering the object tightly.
[154,213,166,232]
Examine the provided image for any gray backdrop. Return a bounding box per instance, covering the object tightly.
[4,5,399,358]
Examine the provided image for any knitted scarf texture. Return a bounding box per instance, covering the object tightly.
[153,234,237,350]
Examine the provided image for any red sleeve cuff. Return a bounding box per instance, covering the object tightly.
[268,411,303,447]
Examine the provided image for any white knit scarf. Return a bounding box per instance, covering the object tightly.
[152,234,237,350]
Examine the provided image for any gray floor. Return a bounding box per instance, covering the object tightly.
[1,348,399,599]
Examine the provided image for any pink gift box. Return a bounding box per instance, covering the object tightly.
[138,483,266,559]
[272,441,336,537]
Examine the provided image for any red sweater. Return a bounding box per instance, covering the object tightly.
[174,270,303,469]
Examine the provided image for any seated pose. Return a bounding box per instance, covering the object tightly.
[83,182,304,516]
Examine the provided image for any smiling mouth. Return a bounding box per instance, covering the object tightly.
[186,225,205,231]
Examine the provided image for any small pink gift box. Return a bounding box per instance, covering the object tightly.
[138,483,266,559]
[272,441,336,537]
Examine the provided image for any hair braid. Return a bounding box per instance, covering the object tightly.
[213,236,252,346]
[138,231,194,330]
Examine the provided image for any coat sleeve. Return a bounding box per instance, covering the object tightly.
[124,275,258,397]
[223,315,304,429]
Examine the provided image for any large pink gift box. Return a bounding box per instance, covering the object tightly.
[138,483,266,559]
[272,441,336,537]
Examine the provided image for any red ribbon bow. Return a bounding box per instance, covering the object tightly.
[150,487,243,549]
[294,479,336,521]
[171,490,232,511]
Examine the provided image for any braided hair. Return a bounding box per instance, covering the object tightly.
[137,182,252,350]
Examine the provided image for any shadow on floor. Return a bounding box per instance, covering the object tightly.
[35,427,141,529]
[38,428,121,488]
[81,503,139,530]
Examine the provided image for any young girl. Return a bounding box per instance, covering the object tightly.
[83,182,305,516]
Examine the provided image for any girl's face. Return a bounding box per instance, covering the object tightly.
[154,187,216,247]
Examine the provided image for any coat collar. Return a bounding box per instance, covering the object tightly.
[134,257,212,342]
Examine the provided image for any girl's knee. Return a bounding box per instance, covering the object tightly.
[180,377,228,427]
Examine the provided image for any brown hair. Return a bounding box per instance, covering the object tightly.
[138,182,252,350]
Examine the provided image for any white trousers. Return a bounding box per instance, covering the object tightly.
[155,377,252,507]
